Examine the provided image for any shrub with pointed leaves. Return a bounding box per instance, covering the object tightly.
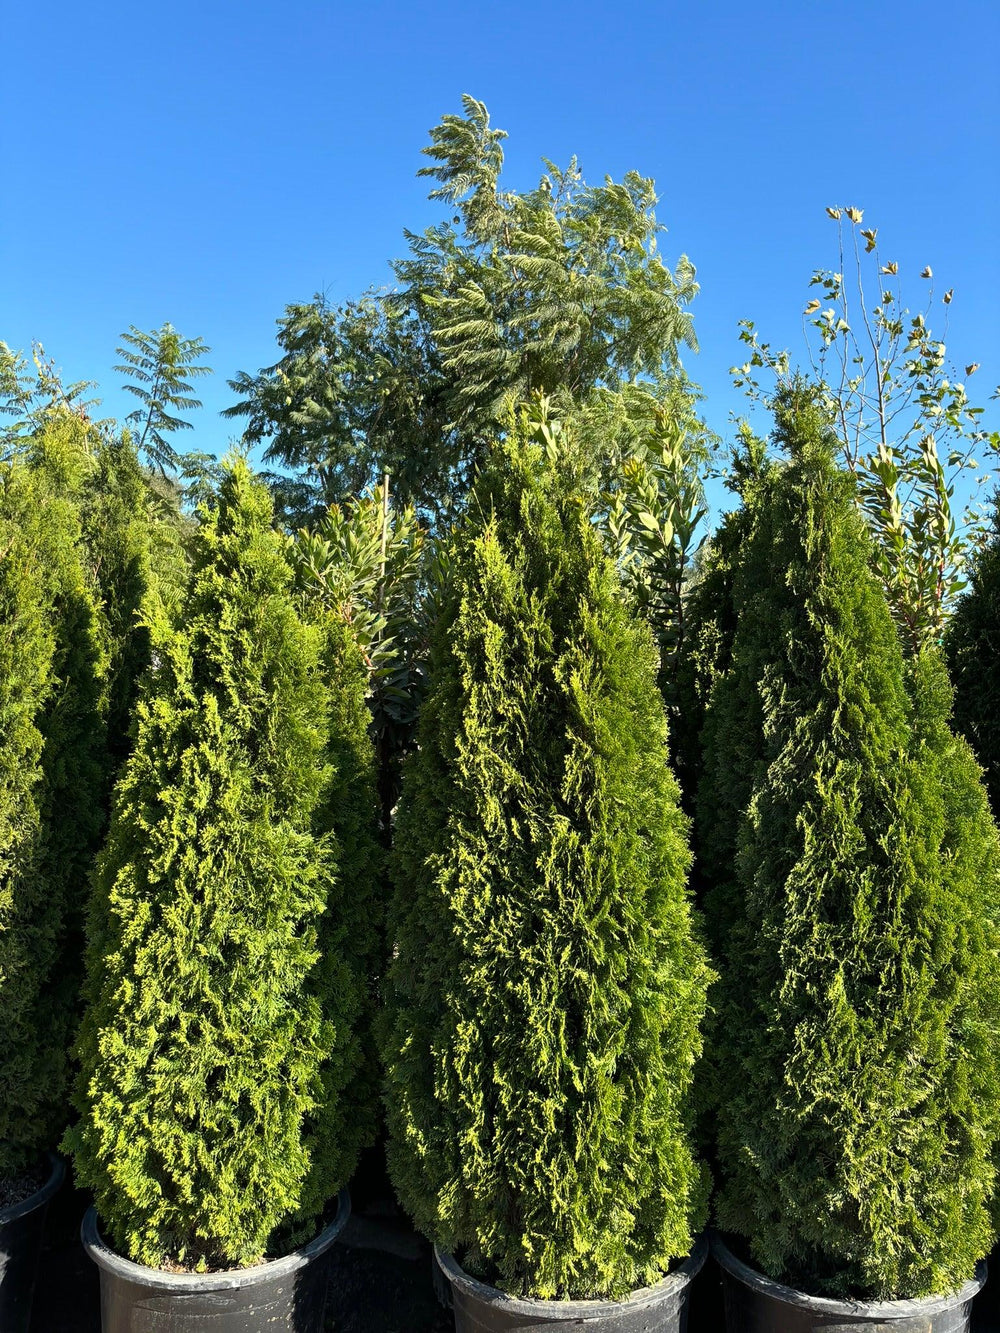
[382,413,711,1301]
[702,385,1000,1299]
[68,457,363,1269]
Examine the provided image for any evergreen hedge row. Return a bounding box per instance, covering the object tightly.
[3,386,998,1307]
[382,422,711,1300]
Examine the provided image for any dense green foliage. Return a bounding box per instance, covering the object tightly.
[671,431,769,820]
[701,388,1000,1299]
[68,459,363,1269]
[296,612,383,1227]
[287,484,428,833]
[225,97,700,526]
[946,502,1000,816]
[0,451,105,1179]
[382,418,711,1300]
[76,433,156,771]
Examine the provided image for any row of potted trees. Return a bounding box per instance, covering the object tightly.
[2,385,1000,1333]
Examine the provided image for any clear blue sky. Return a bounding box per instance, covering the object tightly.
[3,0,998,489]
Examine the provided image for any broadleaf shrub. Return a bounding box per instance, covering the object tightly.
[382,414,711,1300]
[702,385,1000,1299]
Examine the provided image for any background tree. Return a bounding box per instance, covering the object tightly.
[703,385,1000,1298]
[732,208,999,654]
[0,339,100,456]
[295,611,383,1227]
[114,322,212,475]
[226,96,702,528]
[382,409,711,1300]
[68,458,363,1269]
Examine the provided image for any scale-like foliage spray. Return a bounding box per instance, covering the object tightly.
[383,417,711,1300]
[703,387,1000,1298]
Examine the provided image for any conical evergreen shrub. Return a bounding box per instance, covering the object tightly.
[946,501,1000,815]
[68,457,365,1269]
[382,415,712,1301]
[703,386,1000,1299]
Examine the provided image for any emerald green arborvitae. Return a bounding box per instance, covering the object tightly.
[296,613,383,1226]
[946,502,1000,816]
[703,387,1000,1299]
[382,427,711,1301]
[0,454,104,1179]
[68,458,361,1270]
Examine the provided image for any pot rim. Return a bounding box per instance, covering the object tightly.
[435,1232,707,1319]
[0,1152,65,1227]
[80,1188,350,1292]
[711,1231,985,1317]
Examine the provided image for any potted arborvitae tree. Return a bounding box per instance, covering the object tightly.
[701,386,1000,1331]
[0,447,107,1332]
[946,498,1000,815]
[67,457,372,1332]
[382,406,712,1332]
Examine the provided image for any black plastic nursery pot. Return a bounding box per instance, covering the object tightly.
[435,1235,707,1332]
[81,1188,350,1332]
[711,1233,985,1333]
[0,1152,66,1333]
[974,1242,1000,1323]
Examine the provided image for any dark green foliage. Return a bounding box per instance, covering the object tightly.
[382,420,711,1300]
[671,433,770,826]
[78,433,155,771]
[0,454,104,1179]
[703,387,1000,1299]
[946,502,1000,815]
[296,614,383,1227]
[68,458,361,1269]
[225,296,454,526]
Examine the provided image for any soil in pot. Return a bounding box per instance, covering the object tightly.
[712,1233,984,1333]
[435,1236,707,1333]
[81,1189,350,1333]
[0,1154,66,1333]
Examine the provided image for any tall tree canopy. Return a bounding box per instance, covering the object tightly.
[225,96,700,526]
